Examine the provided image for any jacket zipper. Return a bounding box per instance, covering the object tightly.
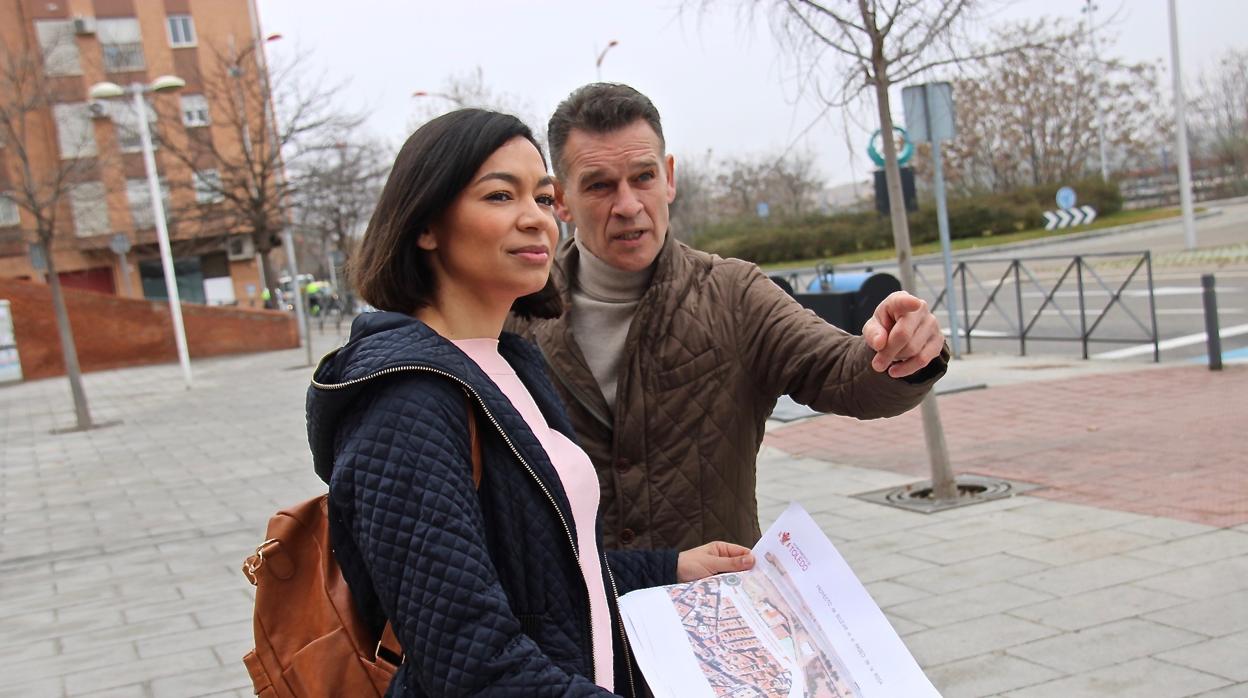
[603,555,638,698]
[313,363,599,685]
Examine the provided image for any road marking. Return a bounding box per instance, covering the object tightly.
[1153,308,1245,315]
[1189,346,1248,364]
[940,328,1011,338]
[1019,286,1241,299]
[1093,323,1248,359]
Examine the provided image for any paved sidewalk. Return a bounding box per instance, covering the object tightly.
[1,328,1246,696]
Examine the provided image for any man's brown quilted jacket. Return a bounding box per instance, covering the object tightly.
[508,234,945,551]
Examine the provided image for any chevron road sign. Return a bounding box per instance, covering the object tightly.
[1043,205,1098,231]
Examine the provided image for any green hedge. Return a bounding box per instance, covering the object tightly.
[697,179,1122,265]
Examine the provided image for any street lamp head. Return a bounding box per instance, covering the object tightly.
[264,33,283,43]
[149,75,186,93]
[88,81,126,100]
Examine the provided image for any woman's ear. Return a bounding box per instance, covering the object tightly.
[417,227,438,251]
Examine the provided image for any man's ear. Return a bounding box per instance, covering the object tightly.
[554,180,574,223]
[665,153,677,205]
[416,227,437,251]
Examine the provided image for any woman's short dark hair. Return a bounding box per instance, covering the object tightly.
[350,108,563,320]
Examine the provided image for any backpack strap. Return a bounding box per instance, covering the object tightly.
[375,392,483,666]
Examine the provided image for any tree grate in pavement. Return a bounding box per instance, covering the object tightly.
[854,473,1044,513]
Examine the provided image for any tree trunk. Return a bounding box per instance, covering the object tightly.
[871,75,958,502]
[41,241,94,431]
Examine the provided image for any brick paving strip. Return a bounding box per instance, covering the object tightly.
[765,364,1248,528]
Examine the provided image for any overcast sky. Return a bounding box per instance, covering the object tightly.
[256,0,1247,188]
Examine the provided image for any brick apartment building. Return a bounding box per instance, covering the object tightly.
[0,0,281,307]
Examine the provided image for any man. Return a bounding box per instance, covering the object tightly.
[509,83,948,551]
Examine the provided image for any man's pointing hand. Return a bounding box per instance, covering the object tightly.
[861,291,945,379]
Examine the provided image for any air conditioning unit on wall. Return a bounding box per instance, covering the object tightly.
[72,16,96,35]
[226,235,255,261]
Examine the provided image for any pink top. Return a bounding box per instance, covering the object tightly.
[452,338,614,691]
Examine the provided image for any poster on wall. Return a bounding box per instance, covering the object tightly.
[0,300,23,383]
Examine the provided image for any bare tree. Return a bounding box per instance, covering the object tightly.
[409,67,544,145]
[290,138,389,286]
[936,20,1164,193]
[1191,48,1248,178]
[754,0,1045,500]
[153,43,361,297]
[670,149,719,242]
[0,28,100,430]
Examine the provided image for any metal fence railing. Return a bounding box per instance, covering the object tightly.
[780,252,1160,361]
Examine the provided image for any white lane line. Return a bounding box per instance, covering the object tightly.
[1093,323,1248,359]
[1153,308,1244,315]
[940,328,1012,338]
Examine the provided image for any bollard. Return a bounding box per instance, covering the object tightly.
[1201,274,1222,371]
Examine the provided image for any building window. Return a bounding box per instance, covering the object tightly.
[194,170,224,204]
[0,194,19,227]
[106,99,157,153]
[126,178,171,230]
[70,182,109,237]
[52,103,97,159]
[34,20,82,76]
[167,15,196,48]
[98,18,145,73]
[181,94,210,128]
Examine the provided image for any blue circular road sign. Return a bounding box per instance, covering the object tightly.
[1056,186,1077,210]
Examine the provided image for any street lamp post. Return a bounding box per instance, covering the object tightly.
[595,40,619,81]
[1167,0,1198,250]
[89,76,193,389]
[1083,0,1110,182]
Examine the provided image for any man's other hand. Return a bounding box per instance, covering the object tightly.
[862,291,945,379]
[676,541,756,582]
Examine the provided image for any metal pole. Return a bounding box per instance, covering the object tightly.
[925,84,960,357]
[1014,261,1025,356]
[960,262,972,354]
[1085,0,1110,182]
[1076,257,1089,359]
[1146,252,1160,363]
[1168,0,1197,250]
[283,228,313,365]
[1202,274,1223,371]
[134,87,192,389]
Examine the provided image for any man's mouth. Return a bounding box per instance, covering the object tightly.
[613,230,645,242]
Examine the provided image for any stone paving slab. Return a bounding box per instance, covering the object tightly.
[765,363,1248,527]
[2,329,1247,695]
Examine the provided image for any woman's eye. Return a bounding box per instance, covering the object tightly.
[536,194,556,207]
[486,191,513,202]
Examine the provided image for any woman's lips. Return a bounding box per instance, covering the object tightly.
[509,246,550,262]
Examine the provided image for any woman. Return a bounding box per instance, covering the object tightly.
[307,109,754,697]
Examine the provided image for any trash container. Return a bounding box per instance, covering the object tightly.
[793,268,901,335]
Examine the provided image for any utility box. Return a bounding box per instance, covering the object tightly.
[0,300,22,383]
[792,270,902,335]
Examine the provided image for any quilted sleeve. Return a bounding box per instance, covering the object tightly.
[731,264,944,419]
[603,549,678,596]
[330,378,611,697]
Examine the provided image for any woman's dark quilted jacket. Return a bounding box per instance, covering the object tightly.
[307,312,677,697]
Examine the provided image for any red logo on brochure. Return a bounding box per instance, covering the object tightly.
[780,531,791,546]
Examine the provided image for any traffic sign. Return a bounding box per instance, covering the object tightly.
[1056,186,1077,210]
[1043,205,1097,231]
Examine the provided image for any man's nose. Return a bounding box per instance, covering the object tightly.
[611,183,644,218]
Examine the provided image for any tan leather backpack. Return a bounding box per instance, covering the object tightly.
[242,402,482,697]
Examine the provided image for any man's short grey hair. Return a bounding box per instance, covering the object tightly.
[547,83,665,178]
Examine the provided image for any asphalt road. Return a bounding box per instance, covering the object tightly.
[777,198,1248,366]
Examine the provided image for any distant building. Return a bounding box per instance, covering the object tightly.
[0,0,277,307]
[816,179,872,214]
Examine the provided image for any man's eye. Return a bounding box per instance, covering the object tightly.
[586,182,609,192]
[636,172,655,183]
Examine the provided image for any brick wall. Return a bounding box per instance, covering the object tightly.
[0,278,299,380]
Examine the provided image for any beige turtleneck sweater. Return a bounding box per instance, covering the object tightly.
[569,236,654,411]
